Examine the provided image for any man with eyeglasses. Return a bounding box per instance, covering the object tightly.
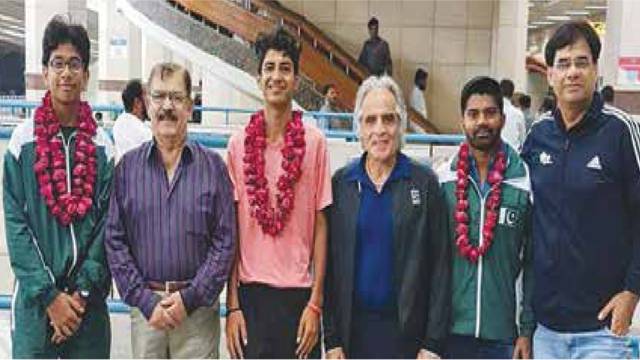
[105,62,236,358]
[3,17,114,358]
[522,21,640,358]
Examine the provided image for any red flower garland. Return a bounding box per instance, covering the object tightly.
[243,110,306,236]
[454,142,506,263]
[33,91,97,226]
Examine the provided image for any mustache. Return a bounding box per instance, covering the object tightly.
[157,110,177,121]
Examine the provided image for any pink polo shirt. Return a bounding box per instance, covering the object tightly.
[227,122,332,288]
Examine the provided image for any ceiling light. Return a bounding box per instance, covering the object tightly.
[0,14,23,25]
[546,15,572,21]
[565,10,590,16]
[0,28,25,38]
[532,21,554,25]
[585,5,607,10]
[528,25,539,29]
[0,22,23,32]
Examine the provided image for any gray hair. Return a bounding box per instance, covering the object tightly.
[353,75,407,149]
[147,62,192,97]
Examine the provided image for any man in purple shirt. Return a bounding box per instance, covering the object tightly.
[105,62,236,358]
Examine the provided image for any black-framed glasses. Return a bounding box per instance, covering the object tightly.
[48,57,84,74]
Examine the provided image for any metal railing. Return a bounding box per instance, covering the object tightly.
[0,295,230,316]
[0,99,353,128]
[0,100,465,147]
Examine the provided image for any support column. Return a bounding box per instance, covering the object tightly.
[602,0,640,90]
[491,0,529,91]
[24,0,87,101]
[96,0,141,116]
[601,0,640,114]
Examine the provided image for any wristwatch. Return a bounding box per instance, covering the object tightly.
[79,289,90,301]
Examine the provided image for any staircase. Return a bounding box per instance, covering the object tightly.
[130,0,440,132]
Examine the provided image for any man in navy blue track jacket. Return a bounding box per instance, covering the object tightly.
[522,21,640,358]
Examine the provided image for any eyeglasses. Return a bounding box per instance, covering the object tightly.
[149,91,189,106]
[553,57,592,72]
[48,57,84,74]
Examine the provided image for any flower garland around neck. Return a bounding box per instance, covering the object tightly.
[454,142,506,263]
[33,91,97,226]
[243,110,306,236]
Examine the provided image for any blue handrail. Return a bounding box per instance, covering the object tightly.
[0,125,465,148]
[0,101,465,146]
[0,295,230,316]
[0,100,353,119]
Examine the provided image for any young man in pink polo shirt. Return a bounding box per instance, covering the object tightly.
[225,27,332,359]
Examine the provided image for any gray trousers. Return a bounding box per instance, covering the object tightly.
[130,302,220,359]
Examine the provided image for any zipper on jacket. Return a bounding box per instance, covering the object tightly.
[10,280,19,331]
[468,175,487,338]
[563,138,571,182]
[560,137,571,294]
[61,133,78,278]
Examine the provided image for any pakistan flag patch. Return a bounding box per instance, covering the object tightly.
[499,207,520,227]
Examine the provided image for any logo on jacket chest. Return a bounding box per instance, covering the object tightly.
[410,188,421,205]
[586,155,602,170]
[539,151,553,166]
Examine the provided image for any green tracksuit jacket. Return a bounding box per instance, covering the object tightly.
[3,118,114,358]
[438,144,535,341]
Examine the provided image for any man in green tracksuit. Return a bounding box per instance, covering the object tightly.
[3,16,114,358]
[438,76,534,359]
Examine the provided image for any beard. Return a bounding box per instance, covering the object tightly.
[465,127,501,152]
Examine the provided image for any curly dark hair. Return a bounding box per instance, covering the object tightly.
[41,15,90,70]
[254,27,301,75]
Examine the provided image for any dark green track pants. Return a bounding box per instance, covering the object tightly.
[11,292,111,359]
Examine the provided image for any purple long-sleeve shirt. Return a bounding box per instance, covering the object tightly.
[105,140,236,319]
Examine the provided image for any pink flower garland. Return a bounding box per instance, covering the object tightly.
[454,142,506,263]
[33,91,97,226]
[243,110,306,236]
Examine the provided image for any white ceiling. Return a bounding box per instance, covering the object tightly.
[527,0,607,54]
[0,0,24,54]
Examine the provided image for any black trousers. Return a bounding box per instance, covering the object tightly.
[349,308,419,358]
[443,335,514,359]
[239,283,321,359]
